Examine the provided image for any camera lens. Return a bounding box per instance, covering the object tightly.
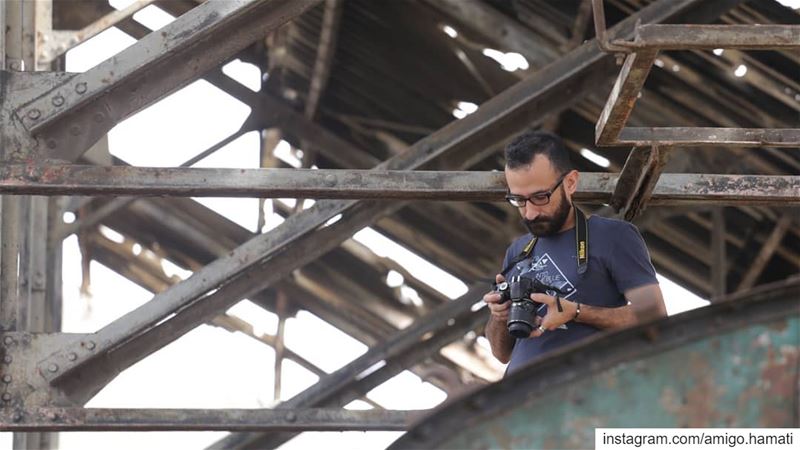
[508,321,533,339]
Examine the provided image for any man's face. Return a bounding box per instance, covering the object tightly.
[505,154,573,237]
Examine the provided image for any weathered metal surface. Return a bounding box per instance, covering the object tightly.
[0,408,417,432]
[617,127,800,147]
[0,165,507,200]
[12,0,321,162]
[595,50,658,145]
[1,166,797,206]
[616,24,800,50]
[609,147,659,213]
[391,277,800,450]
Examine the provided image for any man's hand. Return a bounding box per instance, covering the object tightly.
[528,294,577,338]
[484,274,510,321]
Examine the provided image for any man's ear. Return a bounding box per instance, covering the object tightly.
[565,170,579,195]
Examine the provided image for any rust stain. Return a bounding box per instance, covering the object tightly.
[758,344,798,426]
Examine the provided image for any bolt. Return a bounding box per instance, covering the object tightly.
[3,355,11,364]
[52,95,65,107]
[2,375,12,383]
[85,341,96,350]
[46,139,57,149]
[12,412,22,422]
[1,393,11,402]
[48,363,59,373]
[27,109,41,120]
[75,82,87,94]
[284,412,297,423]
[67,353,77,362]
[3,336,14,346]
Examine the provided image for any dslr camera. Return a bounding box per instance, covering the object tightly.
[494,274,569,338]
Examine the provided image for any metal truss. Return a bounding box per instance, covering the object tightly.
[0,408,414,432]
[0,165,797,205]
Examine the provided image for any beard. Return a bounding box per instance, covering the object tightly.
[522,188,572,237]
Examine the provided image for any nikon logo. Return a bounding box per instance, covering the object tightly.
[579,241,586,259]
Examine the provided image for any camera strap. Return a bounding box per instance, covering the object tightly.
[500,206,589,278]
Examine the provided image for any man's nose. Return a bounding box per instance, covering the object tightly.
[524,202,540,221]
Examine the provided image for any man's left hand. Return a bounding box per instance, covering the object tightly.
[528,294,577,338]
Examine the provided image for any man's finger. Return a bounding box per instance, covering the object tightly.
[531,293,554,305]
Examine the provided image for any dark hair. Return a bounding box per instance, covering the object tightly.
[504,130,574,173]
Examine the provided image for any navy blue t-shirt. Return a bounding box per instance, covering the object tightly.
[502,215,658,375]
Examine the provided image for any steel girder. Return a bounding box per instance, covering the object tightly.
[0,165,798,206]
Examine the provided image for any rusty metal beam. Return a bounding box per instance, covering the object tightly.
[595,50,658,145]
[736,216,793,292]
[1,166,798,206]
[616,127,800,147]
[0,408,416,432]
[614,24,800,50]
[711,208,727,300]
[304,0,342,121]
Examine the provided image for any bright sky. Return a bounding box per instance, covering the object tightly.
[1,2,713,448]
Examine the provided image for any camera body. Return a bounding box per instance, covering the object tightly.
[494,275,566,338]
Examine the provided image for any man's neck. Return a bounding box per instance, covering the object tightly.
[557,205,576,233]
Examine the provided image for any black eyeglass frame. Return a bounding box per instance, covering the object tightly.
[505,172,569,208]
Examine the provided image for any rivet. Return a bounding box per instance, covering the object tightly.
[12,412,22,422]
[2,375,12,383]
[85,341,96,350]
[3,355,12,364]
[285,412,297,423]
[93,113,104,123]
[75,82,87,94]
[67,353,77,361]
[48,363,59,373]
[52,95,65,107]
[69,125,81,136]
[27,109,41,120]
[46,139,57,149]
[3,336,14,346]
[1,393,11,402]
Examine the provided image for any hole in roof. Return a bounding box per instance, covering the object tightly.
[734,64,748,78]
[482,48,529,72]
[580,148,610,168]
[452,101,478,119]
[442,24,458,38]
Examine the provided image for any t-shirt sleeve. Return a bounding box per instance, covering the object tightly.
[609,221,658,293]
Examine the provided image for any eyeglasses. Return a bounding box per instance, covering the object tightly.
[505,173,567,208]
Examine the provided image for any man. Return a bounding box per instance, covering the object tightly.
[484,130,666,374]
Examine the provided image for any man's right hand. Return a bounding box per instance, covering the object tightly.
[484,274,510,321]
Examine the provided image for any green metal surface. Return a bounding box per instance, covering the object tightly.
[392,278,799,450]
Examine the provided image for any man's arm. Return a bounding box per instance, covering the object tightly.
[485,314,515,364]
[530,283,667,335]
